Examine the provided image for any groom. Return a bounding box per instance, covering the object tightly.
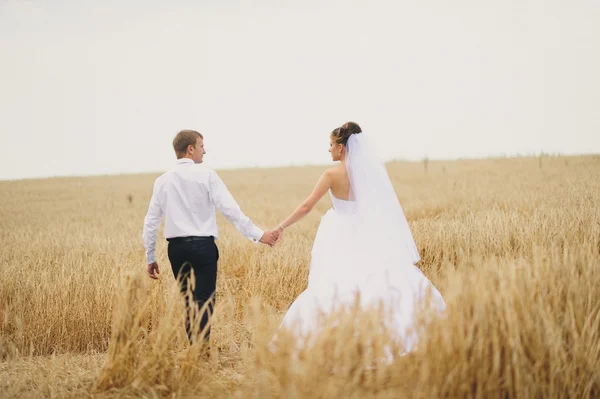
[142,129,279,346]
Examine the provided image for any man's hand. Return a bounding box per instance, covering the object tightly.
[260,230,280,247]
[147,262,160,279]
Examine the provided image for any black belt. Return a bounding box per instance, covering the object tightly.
[167,236,214,243]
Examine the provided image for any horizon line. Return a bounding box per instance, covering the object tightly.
[1,152,598,183]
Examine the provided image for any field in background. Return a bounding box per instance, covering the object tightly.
[1,155,599,398]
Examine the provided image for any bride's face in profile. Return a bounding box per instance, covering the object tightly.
[329,137,344,162]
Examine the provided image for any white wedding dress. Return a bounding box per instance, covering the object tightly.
[276,133,446,354]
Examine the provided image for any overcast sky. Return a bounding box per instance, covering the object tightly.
[1,0,599,180]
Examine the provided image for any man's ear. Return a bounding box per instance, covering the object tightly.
[187,144,194,154]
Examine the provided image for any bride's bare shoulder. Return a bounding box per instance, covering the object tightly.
[324,164,346,179]
[332,164,347,174]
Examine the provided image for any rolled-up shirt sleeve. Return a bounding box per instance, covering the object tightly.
[208,171,264,243]
[142,180,164,263]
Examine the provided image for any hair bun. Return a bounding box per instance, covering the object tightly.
[331,121,362,145]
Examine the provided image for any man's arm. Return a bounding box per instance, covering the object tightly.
[208,170,275,244]
[142,180,164,277]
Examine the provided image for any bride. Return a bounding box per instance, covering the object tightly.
[271,122,445,355]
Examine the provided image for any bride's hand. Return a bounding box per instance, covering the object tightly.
[274,225,285,243]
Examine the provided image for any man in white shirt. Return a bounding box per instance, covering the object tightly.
[142,129,279,345]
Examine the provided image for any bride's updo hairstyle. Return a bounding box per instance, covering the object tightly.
[331,121,362,145]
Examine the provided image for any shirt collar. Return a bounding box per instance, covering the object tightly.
[176,158,195,165]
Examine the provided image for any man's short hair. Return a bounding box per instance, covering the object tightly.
[173,130,203,158]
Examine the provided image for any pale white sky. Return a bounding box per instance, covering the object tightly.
[1,0,599,180]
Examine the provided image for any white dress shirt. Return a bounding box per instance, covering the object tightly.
[142,158,264,264]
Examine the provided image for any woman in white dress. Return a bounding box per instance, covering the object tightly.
[272,122,445,354]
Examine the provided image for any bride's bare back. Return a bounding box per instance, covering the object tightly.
[328,164,352,201]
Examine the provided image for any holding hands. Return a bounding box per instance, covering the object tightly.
[259,225,286,247]
[259,229,280,247]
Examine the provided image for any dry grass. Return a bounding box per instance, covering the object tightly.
[1,155,599,398]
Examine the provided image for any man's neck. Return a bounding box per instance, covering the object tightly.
[176,156,195,164]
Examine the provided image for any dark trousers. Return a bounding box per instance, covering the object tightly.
[167,236,219,345]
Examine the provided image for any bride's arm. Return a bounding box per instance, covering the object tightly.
[276,171,332,232]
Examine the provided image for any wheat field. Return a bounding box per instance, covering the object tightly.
[1,155,599,398]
